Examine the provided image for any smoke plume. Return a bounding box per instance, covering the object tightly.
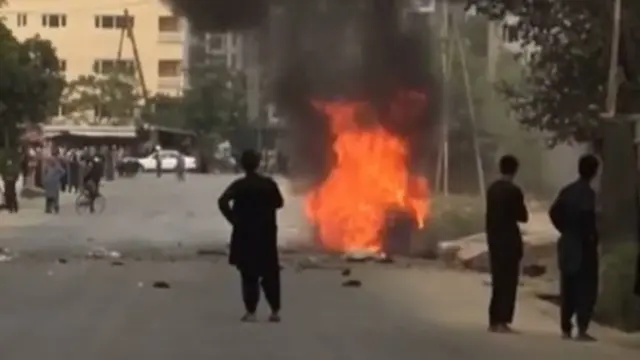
[164,0,440,182]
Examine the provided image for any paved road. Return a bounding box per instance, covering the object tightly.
[0,174,310,255]
[0,174,636,359]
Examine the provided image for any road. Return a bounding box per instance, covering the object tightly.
[0,174,310,255]
[0,174,635,359]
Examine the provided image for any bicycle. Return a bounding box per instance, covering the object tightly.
[75,184,106,215]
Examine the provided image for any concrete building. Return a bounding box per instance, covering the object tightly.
[0,0,187,98]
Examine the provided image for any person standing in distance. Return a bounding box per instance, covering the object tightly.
[549,154,600,341]
[218,149,284,322]
[486,155,529,333]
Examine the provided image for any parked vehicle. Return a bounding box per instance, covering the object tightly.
[119,150,197,173]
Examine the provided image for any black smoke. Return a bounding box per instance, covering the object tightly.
[164,0,440,184]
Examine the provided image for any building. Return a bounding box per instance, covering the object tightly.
[0,0,187,98]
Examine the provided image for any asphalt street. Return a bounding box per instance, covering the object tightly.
[0,173,635,359]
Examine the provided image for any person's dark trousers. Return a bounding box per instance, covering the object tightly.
[489,255,521,326]
[4,181,18,213]
[560,265,598,335]
[45,197,59,214]
[5,192,18,213]
[239,267,281,314]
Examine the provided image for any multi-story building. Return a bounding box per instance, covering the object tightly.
[0,0,187,98]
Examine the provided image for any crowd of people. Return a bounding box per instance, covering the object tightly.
[1,145,125,214]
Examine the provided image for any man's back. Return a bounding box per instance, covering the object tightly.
[229,175,282,227]
[486,179,527,238]
[219,173,284,268]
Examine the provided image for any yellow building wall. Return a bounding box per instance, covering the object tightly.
[0,0,185,96]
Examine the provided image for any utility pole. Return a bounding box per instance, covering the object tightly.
[604,0,622,118]
[438,0,451,197]
[454,18,486,203]
[244,30,262,150]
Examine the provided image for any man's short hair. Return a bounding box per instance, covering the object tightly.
[499,154,519,176]
[240,149,261,173]
[578,154,599,180]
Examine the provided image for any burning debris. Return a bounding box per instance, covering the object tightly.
[166,0,438,256]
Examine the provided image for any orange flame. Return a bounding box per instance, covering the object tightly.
[304,91,430,253]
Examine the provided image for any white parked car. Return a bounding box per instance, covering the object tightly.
[123,150,197,172]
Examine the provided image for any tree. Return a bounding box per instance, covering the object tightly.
[61,73,141,125]
[183,63,247,135]
[0,23,64,149]
[469,0,640,145]
[147,63,247,135]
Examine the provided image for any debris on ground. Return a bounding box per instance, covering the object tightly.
[344,251,391,263]
[0,248,15,262]
[341,268,351,277]
[342,279,362,288]
[57,258,68,264]
[86,247,122,260]
[110,261,125,266]
[375,253,394,264]
[152,281,171,289]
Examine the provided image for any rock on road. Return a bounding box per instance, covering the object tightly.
[0,174,635,359]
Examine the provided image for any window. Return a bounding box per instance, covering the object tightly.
[59,59,67,72]
[42,14,67,28]
[17,13,27,27]
[502,24,519,43]
[158,60,181,77]
[158,16,179,32]
[207,34,224,50]
[93,59,135,74]
[95,15,133,29]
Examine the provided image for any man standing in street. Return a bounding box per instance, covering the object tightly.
[218,149,284,323]
[549,154,600,341]
[485,155,529,333]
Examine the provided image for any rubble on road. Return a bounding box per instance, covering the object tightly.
[342,279,362,288]
[57,258,68,264]
[0,248,15,262]
[152,281,171,289]
[86,247,122,260]
[436,231,556,275]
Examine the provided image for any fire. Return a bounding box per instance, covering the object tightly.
[305,91,430,254]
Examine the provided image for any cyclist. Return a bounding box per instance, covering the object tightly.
[83,157,103,213]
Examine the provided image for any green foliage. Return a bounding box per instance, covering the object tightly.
[470,0,640,146]
[184,63,247,134]
[62,73,141,125]
[148,63,247,135]
[0,25,64,137]
[596,240,640,332]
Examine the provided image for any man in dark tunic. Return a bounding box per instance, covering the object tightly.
[218,149,284,322]
[549,154,599,341]
[486,155,528,333]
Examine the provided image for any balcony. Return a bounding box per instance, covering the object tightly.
[157,76,183,91]
[158,32,183,44]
